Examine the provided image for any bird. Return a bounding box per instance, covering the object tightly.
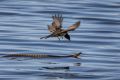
[40,14,80,40]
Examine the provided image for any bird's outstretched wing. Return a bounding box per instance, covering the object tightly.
[66,21,80,32]
[48,14,63,33]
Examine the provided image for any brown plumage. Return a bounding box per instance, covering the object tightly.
[40,14,80,40]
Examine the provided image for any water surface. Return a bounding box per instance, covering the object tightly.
[0,0,120,80]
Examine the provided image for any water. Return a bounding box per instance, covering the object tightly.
[0,0,120,80]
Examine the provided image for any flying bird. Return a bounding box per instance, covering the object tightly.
[40,14,80,40]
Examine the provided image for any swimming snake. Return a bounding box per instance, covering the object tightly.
[2,52,81,58]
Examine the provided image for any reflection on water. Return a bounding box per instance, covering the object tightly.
[0,0,120,80]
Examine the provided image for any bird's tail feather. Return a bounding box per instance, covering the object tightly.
[40,34,52,39]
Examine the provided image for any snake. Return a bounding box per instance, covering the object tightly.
[2,52,81,59]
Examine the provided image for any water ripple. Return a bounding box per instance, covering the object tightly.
[0,0,120,80]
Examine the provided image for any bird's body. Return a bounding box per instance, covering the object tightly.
[50,29,65,37]
[40,14,80,40]
[40,30,70,40]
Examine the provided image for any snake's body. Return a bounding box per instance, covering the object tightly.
[2,52,81,58]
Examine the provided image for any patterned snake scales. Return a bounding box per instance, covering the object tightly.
[2,52,81,58]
